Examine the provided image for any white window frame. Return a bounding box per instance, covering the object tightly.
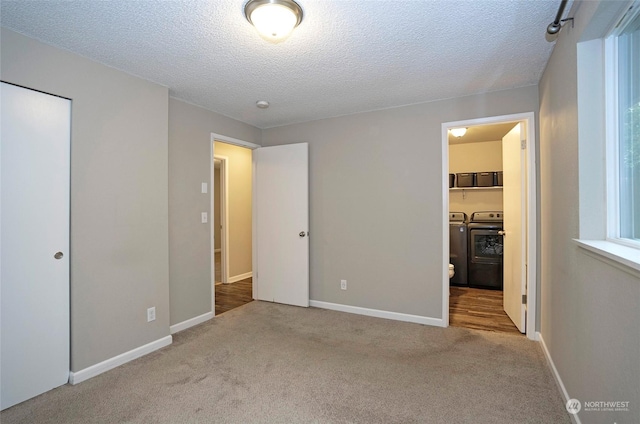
[605,4,640,250]
[575,0,640,274]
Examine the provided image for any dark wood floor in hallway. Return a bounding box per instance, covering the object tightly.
[215,278,253,315]
[214,251,253,315]
[449,287,522,335]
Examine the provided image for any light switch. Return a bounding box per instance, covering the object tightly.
[201,212,208,223]
[201,182,208,194]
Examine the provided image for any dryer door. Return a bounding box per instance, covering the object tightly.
[469,229,503,263]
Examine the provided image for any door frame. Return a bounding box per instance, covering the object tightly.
[210,133,260,314]
[213,155,229,285]
[441,112,538,340]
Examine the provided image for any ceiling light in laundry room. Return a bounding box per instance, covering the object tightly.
[450,128,468,138]
[244,0,304,42]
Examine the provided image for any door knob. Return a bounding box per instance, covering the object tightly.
[54,252,64,259]
[498,231,506,236]
[299,231,306,237]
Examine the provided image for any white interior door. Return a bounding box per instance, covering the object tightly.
[1,82,71,409]
[502,123,526,333]
[254,143,309,307]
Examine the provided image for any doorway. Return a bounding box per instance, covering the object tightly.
[210,135,311,315]
[441,113,537,340]
[211,136,256,315]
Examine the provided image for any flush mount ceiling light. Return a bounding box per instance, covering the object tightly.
[244,0,303,42]
[450,128,467,138]
[256,100,270,109]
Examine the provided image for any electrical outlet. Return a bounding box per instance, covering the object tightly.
[340,279,347,290]
[147,307,156,322]
[201,212,208,223]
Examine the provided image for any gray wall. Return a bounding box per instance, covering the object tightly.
[168,98,260,326]
[262,86,538,318]
[1,29,170,371]
[538,1,640,422]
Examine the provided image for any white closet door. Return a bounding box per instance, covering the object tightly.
[1,82,71,409]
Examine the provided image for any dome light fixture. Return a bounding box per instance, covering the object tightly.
[450,127,467,138]
[256,100,270,109]
[244,0,303,43]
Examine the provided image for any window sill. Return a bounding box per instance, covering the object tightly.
[574,239,640,275]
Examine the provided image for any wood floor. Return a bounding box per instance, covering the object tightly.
[215,278,253,315]
[215,252,517,333]
[214,251,253,315]
[449,286,522,335]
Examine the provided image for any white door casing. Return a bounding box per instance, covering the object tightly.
[254,143,309,307]
[210,134,260,315]
[442,113,536,339]
[1,82,71,409]
[214,155,229,286]
[502,123,527,333]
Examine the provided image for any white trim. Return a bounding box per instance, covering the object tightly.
[252,151,258,301]
[227,271,253,283]
[524,116,538,341]
[220,156,229,285]
[605,4,640,244]
[441,121,450,328]
[310,300,445,327]
[441,112,538,340]
[574,239,640,275]
[169,311,214,334]
[577,38,608,240]
[214,143,222,315]
[538,332,581,424]
[210,132,260,150]
[69,336,172,385]
[213,154,230,285]
[605,34,621,239]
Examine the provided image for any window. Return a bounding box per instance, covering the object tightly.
[607,3,640,246]
[575,0,640,272]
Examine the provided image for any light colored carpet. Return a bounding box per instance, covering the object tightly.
[1,301,570,423]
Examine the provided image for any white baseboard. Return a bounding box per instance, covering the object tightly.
[538,332,581,424]
[310,300,445,327]
[170,311,214,334]
[69,335,172,385]
[228,272,252,283]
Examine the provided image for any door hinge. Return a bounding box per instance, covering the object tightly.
[521,139,526,150]
[522,294,527,304]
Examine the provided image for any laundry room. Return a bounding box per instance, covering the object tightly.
[448,135,504,218]
[447,122,523,334]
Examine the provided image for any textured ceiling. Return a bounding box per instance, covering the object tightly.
[0,0,567,129]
